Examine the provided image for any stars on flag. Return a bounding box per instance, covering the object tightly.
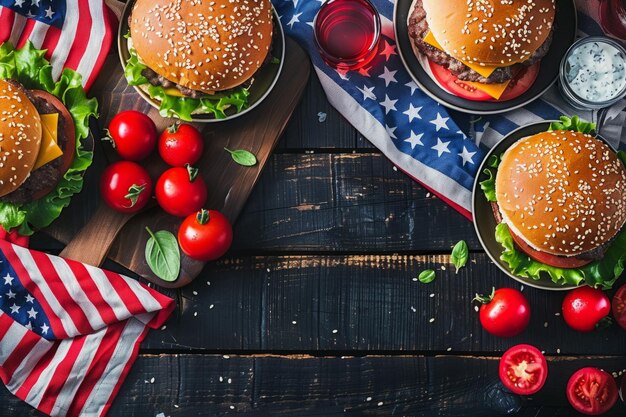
[378,66,397,87]
[459,147,476,166]
[358,85,376,101]
[44,5,53,18]
[380,94,397,114]
[403,104,422,122]
[287,12,302,28]
[405,132,424,149]
[431,138,451,157]
[430,113,449,132]
[4,273,14,285]
[379,40,397,61]
[6,0,62,27]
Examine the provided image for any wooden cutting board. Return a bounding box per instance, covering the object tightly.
[44,37,310,288]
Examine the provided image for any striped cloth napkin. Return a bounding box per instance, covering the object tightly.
[275,0,626,220]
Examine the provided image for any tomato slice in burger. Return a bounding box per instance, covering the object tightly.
[567,368,618,415]
[499,344,548,395]
[508,227,592,269]
[428,61,540,102]
[612,284,626,330]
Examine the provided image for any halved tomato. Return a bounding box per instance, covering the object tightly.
[428,62,540,102]
[567,368,618,415]
[508,227,592,269]
[612,284,626,330]
[499,344,548,395]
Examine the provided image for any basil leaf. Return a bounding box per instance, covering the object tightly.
[145,227,180,282]
[418,269,436,284]
[224,148,257,166]
[549,115,596,134]
[451,240,469,273]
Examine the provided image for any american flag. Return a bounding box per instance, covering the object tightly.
[0,0,117,90]
[275,0,626,220]
[0,240,174,417]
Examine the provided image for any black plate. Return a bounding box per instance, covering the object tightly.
[394,0,577,114]
[472,122,616,291]
[117,1,285,123]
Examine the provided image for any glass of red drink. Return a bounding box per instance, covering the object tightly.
[599,0,626,40]
[313,0,381,71]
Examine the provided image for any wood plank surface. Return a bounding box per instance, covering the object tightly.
[1,354,624,417]
[139,254,626,355]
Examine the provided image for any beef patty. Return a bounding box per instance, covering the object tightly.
[408,0,554,84]
[0,80,69,205]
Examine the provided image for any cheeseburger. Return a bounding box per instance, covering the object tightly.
[125,0,274,118]
[490,130,626,269]
[408,0,556,100]
[0,78,75,204]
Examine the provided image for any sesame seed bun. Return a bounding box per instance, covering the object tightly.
[129,0,273,94]
[0,79,42,198]
[495,130,626,257]
[422,0,555,66]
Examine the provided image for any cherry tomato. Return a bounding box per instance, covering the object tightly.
[155,165,207,217]
[499,344,547,395]
[105,110,157,161]
[475,288,530,337]
[612,284,626,330]
[562,287,611,333]
[100,161,152,213]
[158,122,204,167]
[178,209,233,261]
[567,368,618,415]
[508,228,592,268]
[428,61,540,102]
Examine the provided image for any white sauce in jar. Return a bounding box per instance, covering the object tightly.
[564,41,626,103]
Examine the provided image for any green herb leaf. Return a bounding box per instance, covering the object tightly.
[270,56,280,64]
[418,269,436,284]
[145,227,180,282]
[0,41,96,235]
[224,147,257,166]
[451,240,469,273]
[479,167,497,203]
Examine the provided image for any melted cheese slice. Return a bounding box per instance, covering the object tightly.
[423,31,500,78]
[423,30,511,99]
[164,87,185,97]
[33,113,63,170]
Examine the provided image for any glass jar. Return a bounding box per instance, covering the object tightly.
[558,36,626,110]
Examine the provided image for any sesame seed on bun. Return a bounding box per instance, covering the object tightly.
[0,79,42,198]
[495,130,626,257]
[129,0,274,94]
[422,0,556,66]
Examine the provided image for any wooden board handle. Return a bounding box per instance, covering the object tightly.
[59,203,136,266]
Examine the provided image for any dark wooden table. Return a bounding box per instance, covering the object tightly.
[2,68,626,417]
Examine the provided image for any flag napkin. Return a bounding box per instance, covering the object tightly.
[0,0,117,90]
[274,0,626,220]
[0,240,174,417]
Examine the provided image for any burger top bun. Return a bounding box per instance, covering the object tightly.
[495,130,626,257]
[130,0,273,93]
[0,79,42,198]
[422,0,556,66]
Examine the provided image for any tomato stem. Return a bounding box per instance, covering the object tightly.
[185,164,199,182]
[101,129,116,148]
[124,183,146,208]
[596,316,613,329]
[473,287,496,304]
[196,209,210,225]
[168,122,181,133]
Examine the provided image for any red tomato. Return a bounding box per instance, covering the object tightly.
[475,288,530,337]
[428,61,540,102]
[567,368,618,415]
[105,110,157,161]
[100,161,152,213]
[155,165,207,217]
[612,284,626,330]
[499,344,548,395]
[509,228,592,268]
[562,287,611,333]
[158,122,204,167]
[178,209,233,261]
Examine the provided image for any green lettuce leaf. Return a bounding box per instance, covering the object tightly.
[0,41,97,235]
[487,115,623,288]
[479,154,500,202]
[124,47,250,121]
[496,223,626,289]
[549,115,596,134]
